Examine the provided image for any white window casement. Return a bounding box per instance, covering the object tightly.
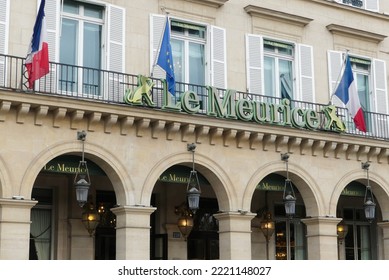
[246,34,315,103]
[150,14,227,94]
[43,0,125,98]
[328,50,388,136]
[0,0,9,86]
[334,0,379,12]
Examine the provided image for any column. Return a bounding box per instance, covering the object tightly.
[111,205,156,260]
[378,221,389,260]
[68,218,95,259]
[0,198,37,260]
[214,211,256,260]
[301,216,341,260]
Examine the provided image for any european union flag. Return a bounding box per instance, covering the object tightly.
[157,18,175,96]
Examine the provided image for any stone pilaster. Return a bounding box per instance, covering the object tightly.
[301,216,341,260]
[0,198,37,260]
[111,205,156,260]
[214,211,256,259]
[377,221,389,260]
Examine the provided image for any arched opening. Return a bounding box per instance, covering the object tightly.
[150,164,219,260]
[29,154,117,260]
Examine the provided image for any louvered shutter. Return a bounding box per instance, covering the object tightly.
[327,50,344,107]
[39,0,59,92]
[150,14,166,79]
[372,58,388,137]
[365,0,379,12]
[0,0,9,87]
[106,4,125,102]
[245,34,263,97]
[298,44,315,103]
[210,25,226,89]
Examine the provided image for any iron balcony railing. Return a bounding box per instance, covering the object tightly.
[1,53,389,140]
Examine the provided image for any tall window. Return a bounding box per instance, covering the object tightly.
[351,57,371,131]
[246,34,314,103]
[171,20,206,88]
[274,204,306,260]
[30,188,53,260]
[343,208,375,260]
[263,40,294,99]
[151,14,227,102]
[60,0,103,95]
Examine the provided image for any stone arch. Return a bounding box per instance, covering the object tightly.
[140,151,235,211]
[242,160,323,217]
[0,156,12,198]
[19,140,134,205]
[330,169,389,220]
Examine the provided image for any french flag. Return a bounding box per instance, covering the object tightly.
[25,0,49,89]
[334,55,367,132]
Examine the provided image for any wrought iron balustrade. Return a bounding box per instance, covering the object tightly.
[0,53,388,140]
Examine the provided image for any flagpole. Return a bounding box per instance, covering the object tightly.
[151,9,170,78]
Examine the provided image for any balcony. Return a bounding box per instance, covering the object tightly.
[1,53,389,141]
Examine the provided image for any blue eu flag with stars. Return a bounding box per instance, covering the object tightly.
[157,18,176,96]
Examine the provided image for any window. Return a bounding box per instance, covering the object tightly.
[171,20,206,92]
[43,0,125,98]
[264,40,294,99]
[342,208,376,260]
[60,0,104,95]
[30,188,53,260]
[151,14,227,95]
[246,34,315,103]
[334,0,379,12]
[327,51,388,136]
[274,204,307,260]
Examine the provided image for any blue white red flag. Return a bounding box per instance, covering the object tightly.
[334,55,366,132]
[157,17,175,96]
[25,0,49,89]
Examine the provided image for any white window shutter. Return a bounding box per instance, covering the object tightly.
[245,34,263,95]
[150,14,166,79]
[373,59,388,114]
[106,4,125,101]
[372,59,388,137]
[0,0,9,87]
[39,0,59,92]
[297,44,315,103]
[210,25,227,89]
[107,4,125,73]
[327,50,344,107]
[365,0,379,12]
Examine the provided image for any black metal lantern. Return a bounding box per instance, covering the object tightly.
[281,153,296,217]
[362,162,376,222]
[82,201,100,236]
[74,131,91,208]
[187,143,201,213]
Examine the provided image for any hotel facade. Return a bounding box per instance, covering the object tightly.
[1,0,389,260]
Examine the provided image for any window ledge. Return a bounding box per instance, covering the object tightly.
[326,24,387,43]
[304,0,389,20]
[244,5,313,27]
[185,0,229,8]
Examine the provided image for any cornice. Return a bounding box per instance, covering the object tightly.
[184,0,228,8]
[1,90,389,163]
[244,5,313,27]
[326,24,387,43]
[303,0,389,21]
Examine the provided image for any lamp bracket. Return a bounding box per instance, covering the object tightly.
[361,162,370,170]
[281,153,289,162]
[77,130,87,141]
[187,143,196,152]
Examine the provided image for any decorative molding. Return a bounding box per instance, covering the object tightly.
[244,5,313,27]
[326,24,386,43]
[185,0,228,8]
